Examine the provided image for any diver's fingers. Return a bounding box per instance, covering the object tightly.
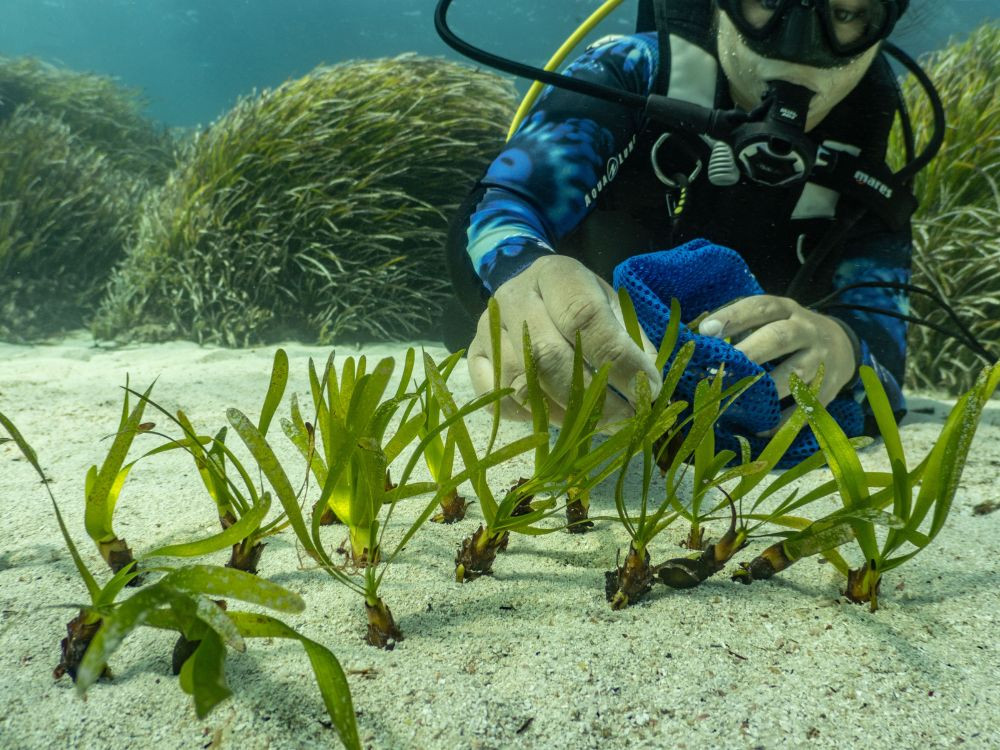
[604,280,662,400]
[765,348,821,402]
[499,376,535,421]
[507,306,633,428]
[755,404,798,438]
[467,309,533,421]
[701,295,795,341]
[732,317,809,370]
[769,350,850,407]
[543,272,661,405]
[597,387,637,429]
[519,308,580,417]
[467,309,497,396]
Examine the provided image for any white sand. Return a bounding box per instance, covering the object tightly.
[1,333,998,750]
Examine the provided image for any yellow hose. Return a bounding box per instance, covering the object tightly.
[506,0,627,141]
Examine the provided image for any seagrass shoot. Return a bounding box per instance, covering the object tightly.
[735,361,1000,610]
[231,346,542,646]
[447,299,633,582]
[653,366,862,593]
[125,349,293,575]
[603,294,856,606]
[416,350,471,524]
[0,410,362,750]
[84,377,157,582]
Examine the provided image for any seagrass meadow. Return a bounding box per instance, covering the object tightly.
[92,56,517,347]
[893,22,1000,395]
[0,54,515,348]
[0,57,175,342]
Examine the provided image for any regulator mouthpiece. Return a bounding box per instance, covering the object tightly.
[731,80,817,187]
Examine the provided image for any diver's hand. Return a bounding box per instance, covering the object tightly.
[467,255,661,425]
[700,295,857,406]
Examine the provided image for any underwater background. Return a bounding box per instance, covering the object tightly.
[2,0,996,127]
[2,9,1000,746]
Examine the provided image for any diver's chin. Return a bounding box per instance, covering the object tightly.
[804,104,832,132]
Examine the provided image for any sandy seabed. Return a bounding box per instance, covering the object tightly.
[0,332,997,750]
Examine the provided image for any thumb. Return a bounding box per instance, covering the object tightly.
[606,286,661,401]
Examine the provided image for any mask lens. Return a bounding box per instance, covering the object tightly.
[737,0,785,32]
[823,1,889,51]
[729,0,893,56]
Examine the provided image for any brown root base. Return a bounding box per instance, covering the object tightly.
[496,531,512,553]
[335,541,379,569]
[652,430,687,475]
[490,531,510,556]
[54,611,105,682]
[661,500,747,589]
[100,538,144,586]
[172,635,199,675]
[565,498,593,534]
[313,499,340,526]
[226,541,265,575]
[431,490,469,524]
[455,525,506,581]
[605,546,653,609]
[492,479,534,551]
[384,469,397,492]
[681,526,705,550]
[658,537,744,589]
[365,600,403,649]
[732,544,792,584]
[508,479,535,517]
[657,557,710,589]
[603,570,622,602]
[844,566,881,611]
[172,600,228,672]
[732,558,770,584]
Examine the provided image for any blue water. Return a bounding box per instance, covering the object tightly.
[1,0,996,127]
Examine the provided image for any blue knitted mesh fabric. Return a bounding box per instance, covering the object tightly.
[613,239,865,468]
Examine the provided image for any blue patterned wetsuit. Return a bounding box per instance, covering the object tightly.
[451,31,911,425]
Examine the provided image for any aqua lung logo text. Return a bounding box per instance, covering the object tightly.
[854,169,893,199]
[585,135,637,207]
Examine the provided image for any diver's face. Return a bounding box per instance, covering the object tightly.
[716,9,880,131]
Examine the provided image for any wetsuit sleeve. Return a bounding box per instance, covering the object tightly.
[823,217,912,423]
[464,33,660,294]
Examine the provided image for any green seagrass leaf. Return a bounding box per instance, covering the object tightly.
[0,409,101,601]
[76,583,175,693]
[617,287,644,351]
[226,612,361,750]
[163,564,305,613]
[143,493,272,559]
[257,348,289,437]
[181,629,232,719]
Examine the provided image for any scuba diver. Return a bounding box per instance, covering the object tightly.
[436,0,955,454]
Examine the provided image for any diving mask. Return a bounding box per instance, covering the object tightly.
[716,0,907,68]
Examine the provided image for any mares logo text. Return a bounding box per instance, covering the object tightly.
[854,169,893,199]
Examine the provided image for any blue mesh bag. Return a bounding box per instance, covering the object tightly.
[613,238,864,467]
